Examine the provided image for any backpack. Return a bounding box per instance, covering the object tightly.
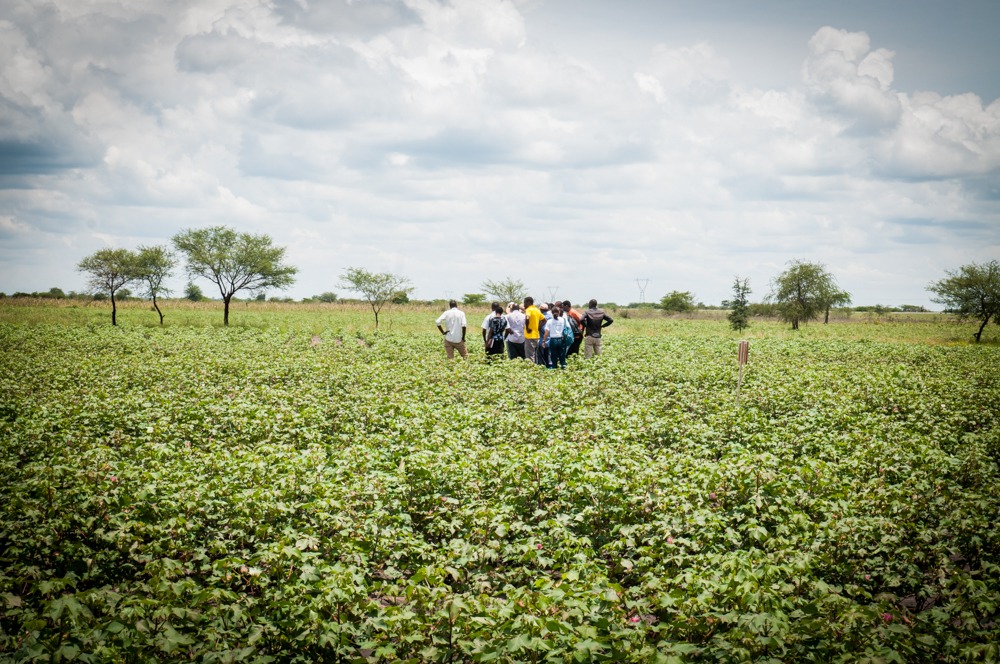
[488,314,507,342]
[563,315,576,344]
[567,314,581,340]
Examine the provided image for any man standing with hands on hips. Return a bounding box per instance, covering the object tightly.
[581,299,613,358]
[436,300,468,359]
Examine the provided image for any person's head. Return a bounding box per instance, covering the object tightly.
[506,301,515,312]
[540,303,549,312]
[491,301,502,313]
[551,305,562,317]
[524,296,534,307]
[562,300,572,309]
[449,299,458,309]
[510,303,520,311]
[588,298,598,308]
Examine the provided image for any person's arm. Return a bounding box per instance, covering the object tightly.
[437,324,446,336]
[461,325,466,342]
[602,314,613,328]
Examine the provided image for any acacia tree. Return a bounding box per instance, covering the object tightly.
[77,248,136,326]
[481,277,528,304]
[819,287,852,324]
[340,267,413,329]
[769,260,845,330]
[133,245,176,325]
[727,276,752,332]
[173,226,297,325]
[928,259,1000,342]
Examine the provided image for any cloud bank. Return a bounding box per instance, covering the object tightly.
[1,0,998,307]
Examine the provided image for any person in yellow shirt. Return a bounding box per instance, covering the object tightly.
[522,296,545,364]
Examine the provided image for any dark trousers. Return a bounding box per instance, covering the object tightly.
[506,340,526,359]
[567,334,583,355]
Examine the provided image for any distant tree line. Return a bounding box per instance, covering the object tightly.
[647,257,999,342]
[25,245,1000,341]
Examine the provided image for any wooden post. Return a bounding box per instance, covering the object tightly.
[736,340,749,406]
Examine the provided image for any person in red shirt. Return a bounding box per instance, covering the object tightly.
[562,300,583,356]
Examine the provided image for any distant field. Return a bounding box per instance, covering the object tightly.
[1,303,998,662]
[0,298,990,345]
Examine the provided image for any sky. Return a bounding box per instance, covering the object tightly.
[1,0,999,308]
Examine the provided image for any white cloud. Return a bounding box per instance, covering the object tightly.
[634,72,666,104]
[803,27,902,131]
[404,0,526,49]
[877,92,1000,177]
[0,2,997,307]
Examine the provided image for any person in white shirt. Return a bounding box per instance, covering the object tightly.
[504,303,526,359]
[435,300,467,359]
[542,305,567,369]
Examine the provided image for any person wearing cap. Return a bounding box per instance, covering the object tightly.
[538,303,552,366]
[504,303,526,359]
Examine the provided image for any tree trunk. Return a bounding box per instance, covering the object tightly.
[111,292,117,326]
[975,314,991,343]
[153,295,164,325]
[791,318,799,330]
[824,305,830,324]
[224,295,231,326]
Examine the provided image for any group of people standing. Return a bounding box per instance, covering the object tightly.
[435,297,613,367]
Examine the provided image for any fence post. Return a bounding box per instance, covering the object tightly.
[737,340,749,406]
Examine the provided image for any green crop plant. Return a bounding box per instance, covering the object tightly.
[1,307,998,662]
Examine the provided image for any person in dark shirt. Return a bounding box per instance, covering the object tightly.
[580,299,613,358]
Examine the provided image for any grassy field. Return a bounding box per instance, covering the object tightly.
[1,302,998,662]
[0,298,990,344]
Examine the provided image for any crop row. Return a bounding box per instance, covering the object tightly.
[1,323,999,662]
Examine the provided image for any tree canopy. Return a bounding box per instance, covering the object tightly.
[77,248,136,325]
[133,245,176,325]
[928,259,1000,342]
[659,290,695,313]
[481,277,528,304]
[727,277,752,332]
[769,260,848,330]
[340,267,413,329]
[173,226,297,325]
[184,282,205,302]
